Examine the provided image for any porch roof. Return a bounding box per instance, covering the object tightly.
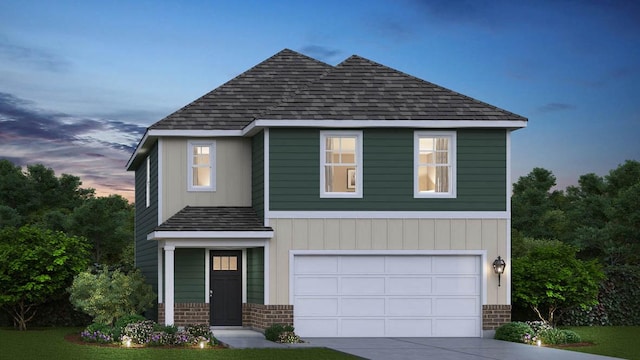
[154,206,273,232]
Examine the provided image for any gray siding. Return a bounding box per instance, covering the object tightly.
[175,249,205,303]
[246,247,264,304]
[251,132,264,218]
[134,143,159,319]
[269,128,506,211]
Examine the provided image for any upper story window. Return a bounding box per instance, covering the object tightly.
[414,131,456,198]
[320,131,362,198]
[188,140,216,192]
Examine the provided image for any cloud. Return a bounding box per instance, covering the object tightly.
[0,36,71,73]
[299,45,341,62]
[537,102,576,113]
[405,0,508,29]
[0,92,146,202]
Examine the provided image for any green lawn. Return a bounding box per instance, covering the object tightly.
[562,326,640,360]
[0,327,358,360]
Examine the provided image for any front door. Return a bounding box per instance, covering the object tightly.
[210,250,242,326]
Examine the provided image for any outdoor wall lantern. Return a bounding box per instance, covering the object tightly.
[492,256,506,287]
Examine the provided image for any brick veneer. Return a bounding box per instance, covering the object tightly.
[158,303,209,326]
[242,303,293,331]
[482,304,511,330]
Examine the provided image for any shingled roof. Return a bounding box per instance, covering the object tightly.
[148,49,526,131]
[154,206,272,232]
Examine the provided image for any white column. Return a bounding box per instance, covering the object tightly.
[157,246,163,303]
[164,245,175,325]
[264,241,270,305]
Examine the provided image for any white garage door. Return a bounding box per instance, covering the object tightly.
[292,255,481,337]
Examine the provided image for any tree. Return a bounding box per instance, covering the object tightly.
[0,226,90,330]
[512,238,604,325]
[69,195,134,265]
[69,267,155,326]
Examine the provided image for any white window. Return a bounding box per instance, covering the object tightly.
[320,131,363,198]
[414,131,456,198]
[188,141,216,191]
[145,157,150,207]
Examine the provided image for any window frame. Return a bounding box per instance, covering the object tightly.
[319,130,363,198]
[187,140,216,192]
[414,131,456,198]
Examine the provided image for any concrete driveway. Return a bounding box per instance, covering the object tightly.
[303,337,622,360]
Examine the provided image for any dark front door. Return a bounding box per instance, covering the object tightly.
[210,250,242,326]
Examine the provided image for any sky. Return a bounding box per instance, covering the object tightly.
[1,0,638,203]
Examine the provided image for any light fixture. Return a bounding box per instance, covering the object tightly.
[492,256,506,287]
[199,340,206,349]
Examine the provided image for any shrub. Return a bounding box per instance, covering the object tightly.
[494,322,534,343]
[122,320,155,344]
[185,324,211,338]
[538,328,567,345]
[81,322,114,343]
[113,314,147,340]
[278,331,302,343]
[68,266,155,326]
[561,329,582,344]
[264,323,294,342]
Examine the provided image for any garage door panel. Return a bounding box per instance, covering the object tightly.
[342,298,386,316]
[342,319,386,337]
[293,255,481,337]
[295,256,338,274]
[434,318,480,337]
[387,298,432,316]
[387,277,432,294]
[433,276,479,295]
[296,319,339,337]
[295,297,338,316]
[434,298,479,316]
[341,277,385,294]
[295,277,338,294]
[341,256,384,273]
[385,256,431,274]
[387,319,432,337]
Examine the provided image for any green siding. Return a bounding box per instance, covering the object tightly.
[174,249,205,303]
[251,132,264,218]
[269,128,506,211]
[134,143,159,320]
[246,247,264,304]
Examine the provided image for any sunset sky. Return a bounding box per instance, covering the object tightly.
[1,0,638,203]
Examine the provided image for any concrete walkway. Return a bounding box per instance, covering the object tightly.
[213,329,623,360]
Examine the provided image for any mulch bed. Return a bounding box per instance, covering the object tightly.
[64,332,226,349]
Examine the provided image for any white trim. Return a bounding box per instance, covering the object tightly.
[268,210,508,219]
[506,130,512,305]
[187,140,216,192]
[288,249,487,306]
[319,130,363,198]
[126,130,150,170]
[157,246,163,304]
[150,129,244,137]
[264,129,270,227]
[145,157,150,208]
[157,139,163,225]
[264,241,270,305]
[148,231,274,240]
[247,119,527,133]
[242,250,247,303]
[161,239,268,249]
[414,131,457,198]
[204,251,210,304]
[164,245,175,325]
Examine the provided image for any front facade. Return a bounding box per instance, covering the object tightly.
[127,49,526,337]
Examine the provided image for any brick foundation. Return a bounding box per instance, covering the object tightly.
[158,303,209,326]
[482,304,511,330]
[242,303,293,331]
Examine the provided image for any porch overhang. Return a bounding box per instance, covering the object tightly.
[148,230,274,240]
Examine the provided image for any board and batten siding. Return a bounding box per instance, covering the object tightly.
[135,143,159,317]
[251,132,265,219]
[246,247,265,304]
[268,218,508,306]
[174,249,205,303]
[161,137,252,222]
[269,128,507,211]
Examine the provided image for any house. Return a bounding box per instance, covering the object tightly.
[126,49,527,337]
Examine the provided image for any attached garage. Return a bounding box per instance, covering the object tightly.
[291,253,483,337]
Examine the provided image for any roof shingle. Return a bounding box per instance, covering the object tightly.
[155,206,272,232]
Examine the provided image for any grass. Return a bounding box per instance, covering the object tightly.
[0,327,358,360]
[562,326,640,360]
